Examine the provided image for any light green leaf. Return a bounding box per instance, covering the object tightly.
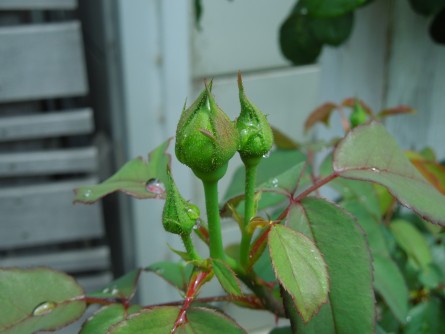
[405,298,445,334]
[109,306,246,334]
[80,304,142,334]
[145,261,192,292]
[334,122,445,226]
[288,198,375,332]
[390,219,432,269]
[0,268,86,334]
[373,255,409,323]
[88,269,141,300]
[74,139,171,203]
[268,224,329,322]
[212,259,242,296]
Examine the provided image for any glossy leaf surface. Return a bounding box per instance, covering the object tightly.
[288,198,375,332]
[74,139,171,203]
[334,122,445,226]
[109,306,246,333]
[0,268,85,334]
[268,224,329,322]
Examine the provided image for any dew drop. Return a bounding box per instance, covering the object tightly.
[83,189,93,198]
[406,315,412,322]
[262,151,271,158]
[111,288,119,295]
[102,287,111,293]
[370,167,379,172]
[32,301,57,316]
[271,178,279,188]
[145,178,166,194]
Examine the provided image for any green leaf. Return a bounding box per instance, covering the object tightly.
[109,306,246,333]
[279,11,323,65]
[88,269,141,300]
[258,161,308,195]
[333,122,445,226]
[225,150,306,201]
[373,255,409,323]
[301,0,367,18]
[288,198,375,332]
[80,304,142,334]
[309,11,354,46]
[419,263,443,289]
[0,268,86,334]
[390,219,432,269]
[269,326,292,334]
[74,139,171,203]
[408,0,445,16]
[145,261,192,292]
[268,224,329,322]
[404,298,445,334]
[211,259,242,296]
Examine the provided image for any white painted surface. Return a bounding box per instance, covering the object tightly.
[192,0,294,78]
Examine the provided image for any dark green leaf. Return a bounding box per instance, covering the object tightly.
[269,326,292,334]
[301,0,366,18]
[288,198,375,332]
[419,263,442,289]
[0,268,85,334]
[145,261,192,292]
[373,255,409,323]
[258,161,307,195]
[268,224,329,322]
[279,12,323,65]
[309,11,354,46]
[88,269,141,300]
[404,298,445,334]
[334,122,445,226]
[109,306,246,333]
[80,304,141,334]
[390,219,432,269]
[430,7,445,44]
[74,139,171,203]
[408,0,445,16]
[212,259,242,296]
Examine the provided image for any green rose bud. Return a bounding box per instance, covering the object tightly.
[349,99,368,128]
[162,169,200,236]
[175,83,239,182]
[236,73,273,166]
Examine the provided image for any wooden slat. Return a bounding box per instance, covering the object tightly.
[0,22,87,103]
[0,178,104,249]
[0,108,94,141]
[0,146,98,176]
[0,0,76,10]
[0,246,110,272]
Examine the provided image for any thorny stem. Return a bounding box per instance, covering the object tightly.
[240,164,258,268]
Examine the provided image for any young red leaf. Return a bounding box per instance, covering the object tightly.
[304,102,338,133]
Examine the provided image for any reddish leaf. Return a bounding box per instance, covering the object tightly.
[304,102,338,133]
[272,126,300,149]
[341,98,373,115]
[377,105,416,118]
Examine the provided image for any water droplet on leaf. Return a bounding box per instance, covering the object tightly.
[111,288,119,295]
[370,167,379,172]
[145,178,166,194]
[102,287,111,293]
[32,301,57,316]
[271,178,279,188]
[83,189,93,198]
[262,151,270,158]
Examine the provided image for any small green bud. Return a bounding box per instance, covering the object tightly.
[236,73,273,165]
[349,99,368,128]
[175,83,239,181]
[162,169,200,236]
